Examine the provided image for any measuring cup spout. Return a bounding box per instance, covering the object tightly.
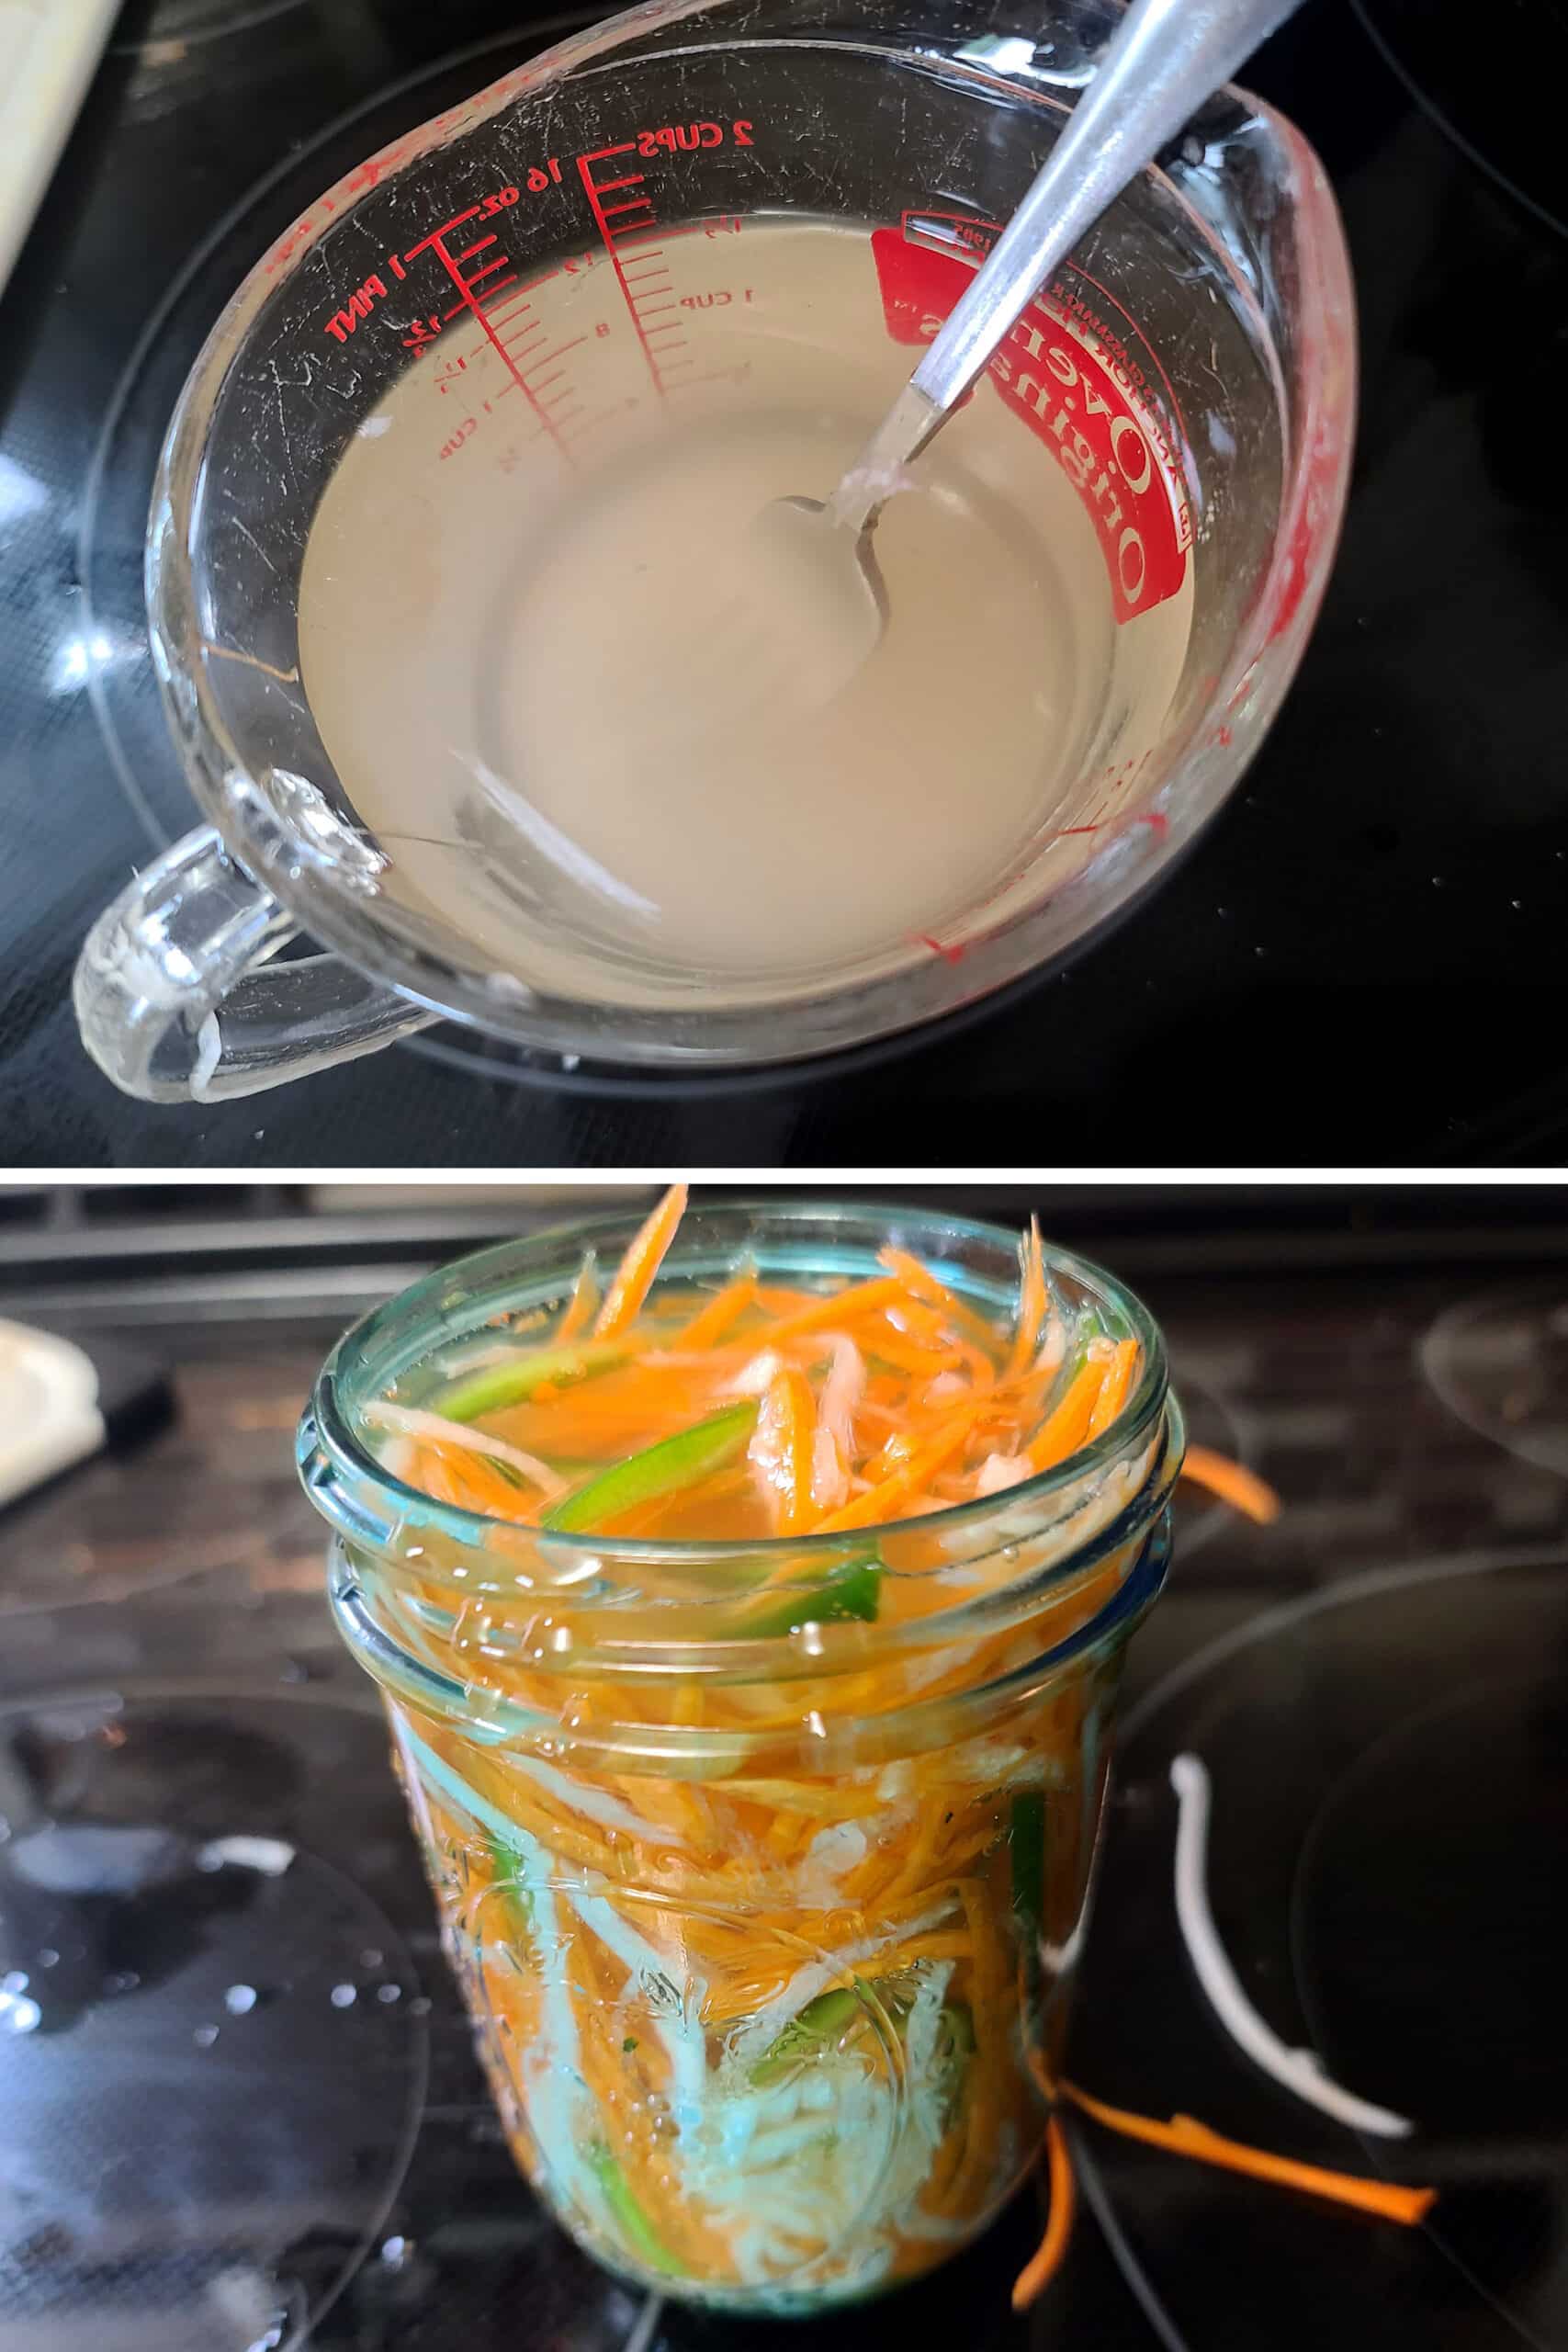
[73,827,435,1102]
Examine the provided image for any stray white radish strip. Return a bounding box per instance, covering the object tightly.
[363,1400,565,1498]
[1169,1753,1415,2138]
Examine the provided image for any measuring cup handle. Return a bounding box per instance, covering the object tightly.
[73,825,437,1102]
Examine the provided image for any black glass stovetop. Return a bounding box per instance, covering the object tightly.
[0,1220,1564,2349]
[3,0,1568,1167]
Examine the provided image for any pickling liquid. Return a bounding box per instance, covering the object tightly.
[298,217,1192,1004]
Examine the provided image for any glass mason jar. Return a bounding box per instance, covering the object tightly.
[299,1204,1181,2313]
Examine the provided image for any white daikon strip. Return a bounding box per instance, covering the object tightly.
[818,1337,866,1463]
[363,1398,564,1497]
[1170,1752,1414,2138]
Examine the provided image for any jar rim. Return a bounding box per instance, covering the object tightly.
[301,1198,1169,1571]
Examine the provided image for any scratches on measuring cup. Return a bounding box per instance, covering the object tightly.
[262,353,313,493]
[222,516,280,579]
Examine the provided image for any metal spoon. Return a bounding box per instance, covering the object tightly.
[766,0,1306,696]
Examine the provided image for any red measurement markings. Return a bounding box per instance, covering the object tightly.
[577,142,688,396]
[414,219,576,464]
[480,285,553,346]
[404,203,485,261]
[323,272,389,343]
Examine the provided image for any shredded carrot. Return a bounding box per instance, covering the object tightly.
[859,1318,961,1380]
[594,1183,689,1340]
[877,1246,997,1349]
[753,1365,818,1536]
[1086,1339,1139,1438]
[1008,1217,1046,1376]
[751,1274,907,1348]
[557,1255,599,1341]
[1011,2115,1077,2310]
[1060,2084,1435,2224]
[1024,1360,1107,1474]
[812,1397,989,1532]
[679,1277,758,1349]
[404,1439,547,1521]
[1180,1446,1281,1524]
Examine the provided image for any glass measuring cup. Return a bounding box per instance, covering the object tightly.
[299,1201,1181,2309]
[73,0,1354,1102]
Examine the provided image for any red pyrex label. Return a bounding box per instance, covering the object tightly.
[872,225,1191,624]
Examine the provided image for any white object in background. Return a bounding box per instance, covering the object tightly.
[0,0,119,303]
[1169,1751,1416,2138]
[0,1319,106,1508]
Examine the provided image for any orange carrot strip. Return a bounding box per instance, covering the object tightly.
[753,1365,817,1535]
[678,1277,757,1349]
[405,1441,540,1521]
[1023,1360,1107,1474]
[1086,1340,1139,1438]
[877,1247,998,1350]
[556,1255,599,1341]
[1180,1446,1281,1525]
[860,1318,961,1380]
[879,1291,950,1350]
[594,1184,689,1340]
[751,1275,905,1348]
[1011,2116,1077,2311]
[752,1283,823,1313]
[1008,1217,1047,1376]
[1061,2084,1435,2224]
[814,1397,988,1532]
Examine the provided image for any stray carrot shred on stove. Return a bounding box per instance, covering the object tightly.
[1179,1445,1281,1524]
[1010,2115,1077,2310]
[1062,2083,1435,2223]
[1012,2085,1435,2308]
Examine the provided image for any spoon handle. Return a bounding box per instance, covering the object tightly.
[830,0,1304,529]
